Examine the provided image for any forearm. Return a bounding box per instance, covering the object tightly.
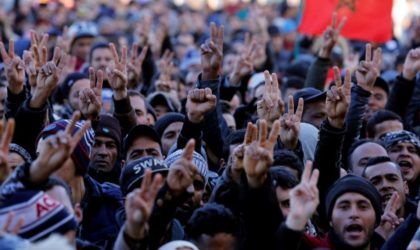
[304,57,331,90]
[385,75,416,119]
[176,118,203,152]
[5,87,27,119]
[113,96,137,137]
[342,85,371,170]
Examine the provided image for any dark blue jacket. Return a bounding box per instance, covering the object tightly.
[78,176,123,250]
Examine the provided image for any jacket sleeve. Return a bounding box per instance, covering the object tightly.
[147,182,189,249]
[113,97,137,137]
[13,98,49,158]
[385,75,416,120]
[380,214,420,250]
[313,120,346,225]
[239,173,283,250]
[341,85,371,170]
[112,224,149,250]
[176,117,203,152]
[196,75,231,168]
[304,57,331,90]
[404,78,420,132]
[5,88,27,120]
[276,223,305,250]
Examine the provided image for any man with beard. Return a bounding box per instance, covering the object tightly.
[88,114,122,184]
[278,174,384,250]
[380,130,420,201]
[165,148,209,225]
[362,156,417,219]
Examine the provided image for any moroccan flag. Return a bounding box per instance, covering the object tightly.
[298,0,393,43]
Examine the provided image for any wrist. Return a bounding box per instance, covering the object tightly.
[125,222,147,240]
[113,89,128,101]
[187,112,204,123]
[29,93,48,109]
[318,48,331,59]
[8,85,24,95]
[202,70,219,81]
[246,173,267,189]
[229,72,241,85]
[402,69,416,80]
[286,212,308,231]
[328,117,345,129]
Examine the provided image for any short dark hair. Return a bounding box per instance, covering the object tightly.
[89,42,110,64]
[362,156,398,178]
[272,150,303,178]
[185,203,239,241]
[347,139,386,171]
[270,167,299,189]
[366,110,402,138]
[222,129,246,162]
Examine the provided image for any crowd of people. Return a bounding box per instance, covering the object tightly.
[0,0,420,249]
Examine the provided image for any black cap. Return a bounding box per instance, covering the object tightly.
[292,87,326,111]
[154,112,185,138]
[95,114,122,147]
[325,175,382,225]
[120,156,169,196]
[123,125,162,156]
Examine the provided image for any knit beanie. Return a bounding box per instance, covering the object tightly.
[95,114,122,149]
[38,120,95,176]
[9,143,32,164]
[325,175,382,225]
[380,130,420,155]
[0,190,77,242]
[154,112,185,138]
[165,149,209,184]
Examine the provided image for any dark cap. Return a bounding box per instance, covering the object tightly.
[123,125,162,156]
[60,72,88,99]
[325,175,382,225]
[374,77,390,95]
[154,112,185,138]
[380,130,420,154]
[292,87,326,110]
[146,92,179,113]
[95,114,122,147]
[120,156,169,196]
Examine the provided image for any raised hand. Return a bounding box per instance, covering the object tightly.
[402,47,420,80]
[257,71,285,125]
[56,26,73,54]
[375,192,403,240]
[125,168,163,240]
[128,44,148,86]
[356,43,382,91]
[286,161,320,231]
[229,33,256,85]
[230,122,257,182]
[79,67,103,120]
[0,212,24,236]
[157,49,174,81]
[0,119,15,184]
[30,112,91,184]
[319,13,347,58]
[243,119,280,188]
[166,139,198,196]
[186,88,217,123]
[326,67,351,128]
[108,43,128,100]
[200,22,224,80]
[279,96,303,149]
[30,47,65,109]
[30,30,49,71]
[0,39,25,94]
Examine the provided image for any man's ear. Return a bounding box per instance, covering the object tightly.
[74,203,83,223]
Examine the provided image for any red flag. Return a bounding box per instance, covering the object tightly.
[298,0,393,43]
